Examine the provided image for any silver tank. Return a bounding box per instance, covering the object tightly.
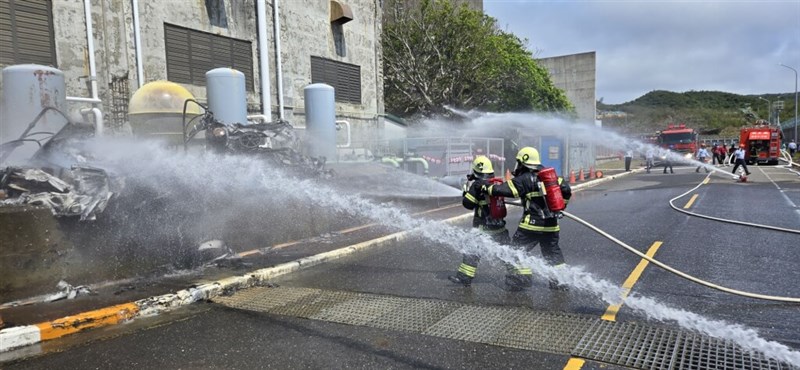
[303,83,336,160]
[1,64,68,165]
[205,68,248,126]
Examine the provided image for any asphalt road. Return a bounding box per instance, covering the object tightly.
[5,164,799,369]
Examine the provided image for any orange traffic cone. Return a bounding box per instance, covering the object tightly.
[569,170,576,183]
[505,169,512,180]
[589,166,595,179]
[578,169,585,181]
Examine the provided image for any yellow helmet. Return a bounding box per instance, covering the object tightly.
[515,147,541,168]
[471,155,494,177]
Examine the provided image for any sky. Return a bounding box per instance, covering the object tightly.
[483,0,800,104]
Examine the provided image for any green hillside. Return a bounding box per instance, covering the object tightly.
[598,90,797,137]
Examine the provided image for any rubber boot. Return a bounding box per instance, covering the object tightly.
[448,274,472,287]
[505,274,533,291]
[548,279,569,291]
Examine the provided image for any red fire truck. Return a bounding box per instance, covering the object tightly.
[657,123,698,160]
[739,123,783,165]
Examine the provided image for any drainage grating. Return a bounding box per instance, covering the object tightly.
[574,320,793,370]
[213,286,796,369]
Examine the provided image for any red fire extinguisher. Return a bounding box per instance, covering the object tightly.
[537,167,566,212]
[487,177,507,219]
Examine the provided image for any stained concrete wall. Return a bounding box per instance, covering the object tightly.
[2,0,383,157]
[537,51,597,173]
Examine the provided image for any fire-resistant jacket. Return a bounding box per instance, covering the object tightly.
[463,178,503,229]
[486,170,572,233]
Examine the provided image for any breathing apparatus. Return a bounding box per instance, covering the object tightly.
[468,156,507,224]
[514,147,566,214]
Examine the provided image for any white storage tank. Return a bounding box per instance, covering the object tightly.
[206,68,248,126]
[303,83,336,160]
[1,64,68,165]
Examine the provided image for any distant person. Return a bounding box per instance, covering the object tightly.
[645,147,655,174]
[663,145,674,174]
[624,148,633,172]
[715,144,728,166]
[789,140,797,157]
[732,144,751,176]
[695,144,710,173]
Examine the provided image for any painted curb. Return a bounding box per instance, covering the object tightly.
[0,172,630,353]
[0,212,472,353]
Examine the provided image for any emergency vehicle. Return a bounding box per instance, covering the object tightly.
[657,123,698,160]
[739,123,783,165]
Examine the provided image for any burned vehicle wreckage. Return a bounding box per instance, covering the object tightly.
[1,100,331,304]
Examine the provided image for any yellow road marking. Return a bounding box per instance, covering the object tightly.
[563,357,585,370]
[702,177,710,184]
[602,241,663,322]
[683,194,699,209]
[236,203,461,257]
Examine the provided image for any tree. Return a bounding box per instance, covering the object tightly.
[383,0,572,118]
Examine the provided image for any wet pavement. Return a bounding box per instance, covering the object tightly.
[3,164,800,369]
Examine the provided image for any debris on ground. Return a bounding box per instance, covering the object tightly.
[0,165,113,220]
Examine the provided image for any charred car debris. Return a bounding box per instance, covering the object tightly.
[183,99,333,179]
[0,104,332,222]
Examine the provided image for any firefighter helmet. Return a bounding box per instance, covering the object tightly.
[472,156,494,178]
[515,147,541,168]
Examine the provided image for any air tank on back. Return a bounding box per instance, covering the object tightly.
[1,64,68,165]
[206,68,248,126]
[303,83,336,160]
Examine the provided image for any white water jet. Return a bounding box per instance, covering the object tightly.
[64,133,795,364]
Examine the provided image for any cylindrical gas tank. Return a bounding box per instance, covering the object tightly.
[206,68,247,126]
[128,80,202,146]
[1,64,68,165]
[537,167,565,212]
[303,83,336,160]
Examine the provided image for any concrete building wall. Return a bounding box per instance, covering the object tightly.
[2,0,384,156]
[537,51,596,124]
[537,51,598,174]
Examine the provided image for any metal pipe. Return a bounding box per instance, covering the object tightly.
[83,0,98,102]
[381,157,400,168]
[66,96,102,104]
[273,0,285,119]
[404,157,429,174]
[758,97,771,123]
[247,114,270,124]
[81,107,104,136]
[779,64,798,142]
[256,0,271,116]
[132,0,144,88]
[336,120,351,148]
[82,0,103,135]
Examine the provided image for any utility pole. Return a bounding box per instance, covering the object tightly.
[779,64,798,142]
[758,97,772,122]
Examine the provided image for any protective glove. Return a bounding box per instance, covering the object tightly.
[461,183,468,196]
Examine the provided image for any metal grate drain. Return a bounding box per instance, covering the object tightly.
[213,286,796,369]
[574,321,792,370]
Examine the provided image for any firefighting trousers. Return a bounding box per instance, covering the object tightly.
[454,228,509,282]
[505,229,565,288]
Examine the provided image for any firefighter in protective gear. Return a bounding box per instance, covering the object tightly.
[484,147,573,291]
[448,156,510,287]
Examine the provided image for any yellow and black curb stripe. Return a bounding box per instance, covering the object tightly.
[0,174,628,353]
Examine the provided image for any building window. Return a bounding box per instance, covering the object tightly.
[0,0,57,67]
[310,56,361,104]
[204,0,227,28]
[164,23,253,91]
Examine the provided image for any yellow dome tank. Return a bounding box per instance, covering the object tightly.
[129,80,202,115]
[128,81,203,146]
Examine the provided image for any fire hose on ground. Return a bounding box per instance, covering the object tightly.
[506,197,800,303]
